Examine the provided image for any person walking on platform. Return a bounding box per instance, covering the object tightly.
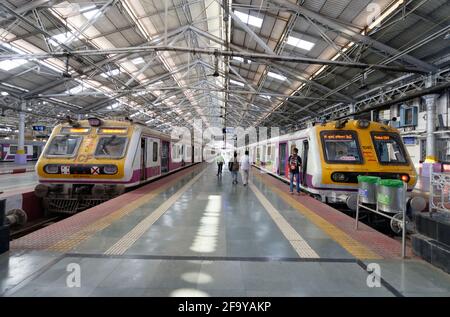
[288,148,302,195]
[230,151,240,185]
[216,153,225,176]
[240,150,250,186]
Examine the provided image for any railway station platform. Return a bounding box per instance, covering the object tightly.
[1,163,450,297]
[0,162,35,175]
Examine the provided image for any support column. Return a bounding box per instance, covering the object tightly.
[14,103,27,165]
[423,94,438,163]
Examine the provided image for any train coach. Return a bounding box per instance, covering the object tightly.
[0,139,44,162]
[34,118,202,213]
[248,119,424,212]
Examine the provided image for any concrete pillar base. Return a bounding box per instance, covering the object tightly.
[14,154,27,165]
[421,162,442,177]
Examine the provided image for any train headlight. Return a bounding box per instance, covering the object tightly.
[401,174,410,182]
[88,117,102,127]
[331,172,347,182]
[44,164,59,174]
[103,165,118,175]
[356,119,370,129]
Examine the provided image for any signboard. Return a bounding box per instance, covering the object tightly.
[322,133,354,140]
[32,126,46,132]
[403,137,416,145]
[223,127,234,134]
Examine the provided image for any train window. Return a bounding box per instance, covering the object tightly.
[371,132,408,165]
[153,142,158,162]
[46,135,81,157]
[320,131,362,164]
[95,136,128,158]
[9,146,17,154]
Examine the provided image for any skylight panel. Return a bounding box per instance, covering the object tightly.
[0,59,27,71]
[234,11,263,28]
[80,5,97,13]
[66,85,83,95]
[132,57,145,64]
[230,79,244,87]
[100,69,120,77]
[286,36,315,51]
[267,71,286,81]
[49,33,74,46]
[83,8,101,20]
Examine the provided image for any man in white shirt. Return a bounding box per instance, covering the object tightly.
[240,150,250,186]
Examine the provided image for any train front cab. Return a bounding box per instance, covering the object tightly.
[312,120,417,209]
[35,120,134,212]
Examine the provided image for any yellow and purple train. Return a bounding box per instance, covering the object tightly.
[34,118,202,213]
[249,119,424,212]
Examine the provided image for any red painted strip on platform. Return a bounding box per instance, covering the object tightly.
[11,163,205,250]
[255,169,409,259]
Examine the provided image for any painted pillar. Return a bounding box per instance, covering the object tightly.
[14,103,26,165]
[423,94,438,163]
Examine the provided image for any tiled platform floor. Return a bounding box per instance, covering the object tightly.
[1,164,450,297]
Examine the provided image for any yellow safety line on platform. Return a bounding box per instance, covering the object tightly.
[252,172,382,260]
[249,182,319,258]
[47,165,204,253]
[104,169,207,255]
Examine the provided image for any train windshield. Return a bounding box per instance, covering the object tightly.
[371,132,408,165]
[320,131,362,164]
[46,135,81,156]
[95,136,127,157]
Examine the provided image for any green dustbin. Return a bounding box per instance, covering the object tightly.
[357,176,380,204]
[376,179,405,213]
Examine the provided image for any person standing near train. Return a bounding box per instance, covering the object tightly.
[240,150,250,186]
[288,148,302,195]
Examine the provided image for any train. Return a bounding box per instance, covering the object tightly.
[0,139,45,161]
[247,119,425,214]
[34,118,202,214]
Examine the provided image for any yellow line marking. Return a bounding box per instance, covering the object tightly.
[249,181,319,258]
[252,172,382,260]
[47,165,204,252]
[104,169,207,255]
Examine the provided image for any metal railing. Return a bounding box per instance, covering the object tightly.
[429,167,450,215]
[354,181,408,258]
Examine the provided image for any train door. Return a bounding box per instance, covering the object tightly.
[161,141,169,173]
[279,143,287,176]
[140,138,147,181]
[32,145,39,160]
[301,140,309,186]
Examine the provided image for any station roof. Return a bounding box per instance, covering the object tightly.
[0,0,448,133]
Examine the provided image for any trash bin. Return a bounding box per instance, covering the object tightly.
[377,179,405,213]
[357,176,380,204]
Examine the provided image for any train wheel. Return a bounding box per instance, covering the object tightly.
[390,213,413,235]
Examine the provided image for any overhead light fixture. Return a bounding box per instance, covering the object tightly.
[0,91,8,96]
[286,36,315,51]
[234,11,263,28]
[267,71,286,81]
